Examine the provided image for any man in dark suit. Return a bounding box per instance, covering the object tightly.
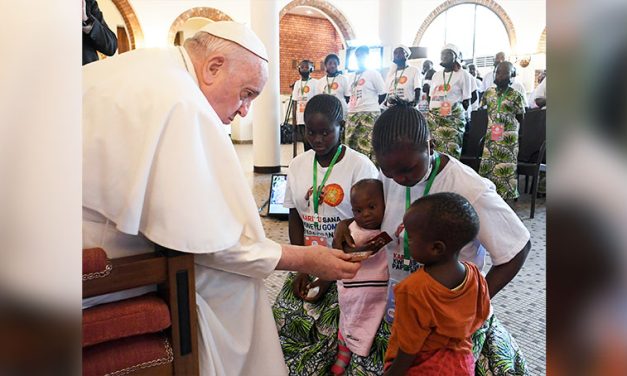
[82,0,118,65]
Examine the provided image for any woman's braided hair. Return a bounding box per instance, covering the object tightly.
[304,94,344,126]
[372,98,430,155]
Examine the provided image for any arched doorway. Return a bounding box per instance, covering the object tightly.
[168,7,233,46]
[279,0,356,94]
[110,0,144,49]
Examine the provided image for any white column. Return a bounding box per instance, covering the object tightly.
[379,0,403,58]
[251,0,281,173]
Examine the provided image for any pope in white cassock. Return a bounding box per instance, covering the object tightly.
[82,21,360,376]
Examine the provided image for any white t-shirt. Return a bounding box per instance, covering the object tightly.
[283,146,379,247]
[384,65,421,103]
[316,74,350,118]
[529,78,546,108]
[428,69,472,110]
[380,155,530,283]
[348,69,386,113]
[292,78,319,124]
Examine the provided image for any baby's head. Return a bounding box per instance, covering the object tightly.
[403,192,479,266]
[350,179,385,230]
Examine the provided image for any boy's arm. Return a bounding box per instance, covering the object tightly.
[384,349,417,376]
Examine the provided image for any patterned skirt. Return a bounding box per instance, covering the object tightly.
[426,103,466,159]
[478,119,520,200]
[273,273,529,375]
[345,111,380,163]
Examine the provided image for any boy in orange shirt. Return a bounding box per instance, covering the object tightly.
[384,192,490,375]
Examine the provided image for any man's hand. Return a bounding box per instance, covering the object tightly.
[82,0,88,22]
[276,243,360,281]
[303,246,360,280]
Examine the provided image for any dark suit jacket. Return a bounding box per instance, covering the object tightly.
[82,0,118,65]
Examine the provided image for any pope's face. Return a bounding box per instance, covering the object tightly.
[202,52,268,124]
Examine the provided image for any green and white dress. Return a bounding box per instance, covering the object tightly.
[479,87,526,200]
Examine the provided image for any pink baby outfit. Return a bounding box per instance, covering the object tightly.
[337,221,390,356]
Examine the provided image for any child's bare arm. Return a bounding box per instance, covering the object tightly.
[288,208,305,246]
[383,349,417,376]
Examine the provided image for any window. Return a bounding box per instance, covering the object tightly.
[421,4,510,66]
[345,46,384,72]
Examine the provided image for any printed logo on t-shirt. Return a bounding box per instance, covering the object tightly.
[321,183,344,207]
[303,86,311,93]
[331,82,339,90]
[302,214,342,242]
[399,76,408,84]
[357,78,366,86]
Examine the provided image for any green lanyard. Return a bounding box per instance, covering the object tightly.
[300,78,310,97]
[393,67,407,92]
[351,72,363,92]
[496,87,510,114]
[326,75,337,94]
[312,145,343,226]
[442,71,454,92]
[403,153,441,270]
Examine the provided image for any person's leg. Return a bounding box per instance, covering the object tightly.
[331,330,352,375]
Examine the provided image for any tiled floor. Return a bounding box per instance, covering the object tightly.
[235,143,546,375]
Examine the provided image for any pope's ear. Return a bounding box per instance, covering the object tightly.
[200,55,226,85]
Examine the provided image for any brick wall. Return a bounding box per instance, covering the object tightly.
[279,14,343,95]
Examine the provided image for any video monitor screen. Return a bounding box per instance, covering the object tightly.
[268,174,289,218]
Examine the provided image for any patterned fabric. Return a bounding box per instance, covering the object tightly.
[426,102,466,159]
[345,111,380,162]
[473,315,529,376]
[273,274,528,375]
[478,87,526,200]
[272,272,390,375]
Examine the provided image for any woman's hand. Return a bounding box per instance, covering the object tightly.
[292,272,311,300]
[332,218,355,252]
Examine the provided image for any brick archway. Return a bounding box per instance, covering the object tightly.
[280,0,356,45]
[413,0,517,50]
[167,7,233,45]
[111,0,144,49]
[537,27,546,54]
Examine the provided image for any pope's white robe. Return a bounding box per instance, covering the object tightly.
[82,47,287,376]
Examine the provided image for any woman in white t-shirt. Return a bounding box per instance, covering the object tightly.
[427,44,472,159]
[383,45,421,107]
[346,45,386,161]
[334,100,532,375]
[272,94,379,374]
[292,59,319,151]
[316,54,351,119]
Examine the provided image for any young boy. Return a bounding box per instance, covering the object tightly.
[292,59,319,151]
[384,192,490,376]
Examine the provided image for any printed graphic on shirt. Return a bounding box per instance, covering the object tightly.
[357,78,365,86]
[303,86,311,93]
[330,82,339,90]
[398,76,408,84]
[322,183,344,207]
[302,213,342,242]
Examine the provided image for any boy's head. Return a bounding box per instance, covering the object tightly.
[403,192,479,265]
[350,179,385,230]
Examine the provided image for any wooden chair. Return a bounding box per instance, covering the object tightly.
[82,246,199,376]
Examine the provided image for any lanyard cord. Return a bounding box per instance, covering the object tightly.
[300,78,310,97]
[351,72,363,92]
[496,87,510,114]
[326,75,337,94]
[312,145,344,226]
[442,70,454,92]
[393,67,407,92]
[403,153,441,268]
